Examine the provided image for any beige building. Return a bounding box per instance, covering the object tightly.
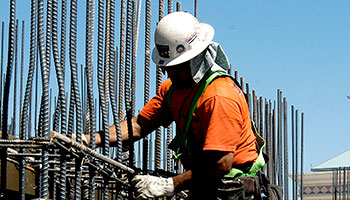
[293,150,350,200]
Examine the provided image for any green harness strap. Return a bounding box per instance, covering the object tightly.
[167,70,266,178]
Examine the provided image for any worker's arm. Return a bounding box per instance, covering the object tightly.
[173,151,233,191]
[133,150,233,198]
[86,114,158,146]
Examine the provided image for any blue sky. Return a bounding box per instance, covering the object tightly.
[1,0,350,173]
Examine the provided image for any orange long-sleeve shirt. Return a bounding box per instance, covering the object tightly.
[140,76,258,166]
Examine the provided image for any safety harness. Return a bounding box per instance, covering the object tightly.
[167,70,266,178]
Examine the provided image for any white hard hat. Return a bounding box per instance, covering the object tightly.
[152,12,215,67]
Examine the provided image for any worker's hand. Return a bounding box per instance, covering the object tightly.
[132,175,174,199]
[71,134,89,146]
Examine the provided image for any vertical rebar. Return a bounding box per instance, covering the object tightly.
[283,97,288,200]
[272,102,276,184]
[58,1,67,197]
[85,0,96,198]
[240,77,244,94]
[291,105,295,200]
[194,0,197,17]
[38,0,51,195]
[97,0,107,150]
[295,109,299,199]
[155,0,164,170]
[176,2,181,11]
[103,0,112,198]
[338,168,341,200]
[125,0,135,197]
[19,20,24,136]
[13,19,21,198]
[278,90,283,187]
[252,90,257,126]
[257,96,262,134]
[166,0,173,172]
[1,0,16,198]
[168,0,173,13]
[333,170,337,200]
[346,167,350,198]
[118,0,126,120]
[234,71,238,81]
[52,0,68,198]
[13,20,18,137]
[256,95,260,132]
[143,0,151,172]
[34,47,39,137]
[69,0,83,197]
[109,0,117,155]
[246,83,251,113]
[131,0,136,116]
[18,20,25,200]
[265,100,272,180]
[0,22,4,129]
[109,50,123,198]
[301,112,304,200]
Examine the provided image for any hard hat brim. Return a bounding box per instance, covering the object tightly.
[152,23,215,67]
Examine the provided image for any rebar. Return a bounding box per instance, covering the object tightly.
[259,96,263,138]
[0,22,4,129]
[110,45,123,197]
[283,97,288,200]
[165,0,173,172]
[21,0,36,140]
[67,0,84,198]
[301,112,304,200]
[132,0,142,116]
[1,0,16,197]
[272,101,276,184]
[240,77,244,94]
[142,0,151,172]
[246,83,251,112]
[18,20,26,200]
[34,46,39,138]
[277,90,282,186]
[265,100,272,180]
[51,0,68,198]
[194,0,197,17]
[168,0,173,13]
[19,20,24,137]
[57,2,67,196]
[125,1,136,198]
[97,0,112,197]
[291,105,295,199]
[295,109,299,199]
[13,20,18,137]
[85,0,96,199]
[154,0,164,171]
[252,90,257,126]
[118,0,126,121]
[176,2,181,11]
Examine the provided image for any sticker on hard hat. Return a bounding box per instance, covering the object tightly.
[186,32,198,44]
[176,44,185,54]
[156,44,170,58]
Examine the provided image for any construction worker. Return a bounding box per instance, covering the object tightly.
[87,11,262,199]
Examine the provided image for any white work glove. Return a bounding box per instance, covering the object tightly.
[71,134,88,146]
[132,175,174,199]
